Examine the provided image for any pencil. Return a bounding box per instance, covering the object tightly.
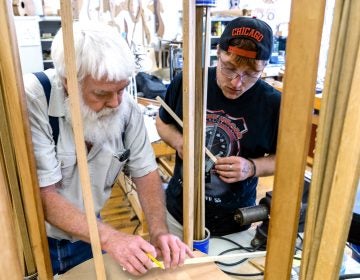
[146,253,165,269]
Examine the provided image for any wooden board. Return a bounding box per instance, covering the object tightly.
[0,146,23,280]
[264,0,326,279]
[182,0,196,247]
[301,1,360,278]
[59,251,232,280]
[59,1,106,278]
[0,1,52,278]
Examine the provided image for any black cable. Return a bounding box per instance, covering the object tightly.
[221,270,264,277]
[211,235,263,252]
[210,236,265,276]
[295,233,303,252]
[339,273,360,279]
[295,245,303,252]
[297,232,303,242]
[215,248,248,266]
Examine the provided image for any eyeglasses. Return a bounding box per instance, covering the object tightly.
[219,59,262,83]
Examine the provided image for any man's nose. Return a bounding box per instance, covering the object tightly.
[106,92,122,108]
[231,74,244,87]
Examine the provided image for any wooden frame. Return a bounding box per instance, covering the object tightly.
[0,1,52,278]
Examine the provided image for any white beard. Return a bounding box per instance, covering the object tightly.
[64,96,122,145]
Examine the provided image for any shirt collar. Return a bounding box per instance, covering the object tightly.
[47,69,67,118]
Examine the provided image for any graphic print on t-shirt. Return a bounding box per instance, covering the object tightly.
[205,109,248,204]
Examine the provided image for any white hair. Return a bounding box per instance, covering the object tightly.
[51,21,135,83]
[63,92,123,145]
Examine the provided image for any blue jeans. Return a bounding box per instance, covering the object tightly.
[48,237,93,275]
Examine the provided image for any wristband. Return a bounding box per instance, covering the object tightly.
[247,158,257,178]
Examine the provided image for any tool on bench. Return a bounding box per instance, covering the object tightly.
[234,175,311,249]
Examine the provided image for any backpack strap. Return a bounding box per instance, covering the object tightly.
[33,72,59,144]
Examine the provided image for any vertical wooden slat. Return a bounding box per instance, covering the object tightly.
[264,0,326,278]
[313,43,360,279]
[0,149,23,280]
[0,1,53,278]
[301,1,360,279]
[182,0,196,247]
[194,6,211,240]
[194,6,205,240]
[300,2,345,274]
[0,82,35,275]
[59,1,106,279]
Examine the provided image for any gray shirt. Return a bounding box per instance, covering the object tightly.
[24,69,157,241]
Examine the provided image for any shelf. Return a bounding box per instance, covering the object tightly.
[38,17,61,70]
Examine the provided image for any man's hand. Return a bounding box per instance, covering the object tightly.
[102,229,157,276]
[150,232,194,269]
[215,156,255,182]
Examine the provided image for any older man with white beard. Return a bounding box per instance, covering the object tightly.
[23,22,193,276]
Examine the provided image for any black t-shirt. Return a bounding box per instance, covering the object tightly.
[159,67,281,235]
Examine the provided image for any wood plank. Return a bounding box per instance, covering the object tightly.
[0,151,23,280]
[163,251,266,266]
[0,1,52,278]
[180,0,196,247]
[264,0,326,279]
[0,78,32,275]
[194,6,206,240]
[59,251,232,280]
[301,0,350,276]
[300,2,345,273]
[313,45,360,278]
[301,1,360,279]
[59,1,106,278]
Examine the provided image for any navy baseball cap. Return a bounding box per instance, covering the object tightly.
[219,17,273,60]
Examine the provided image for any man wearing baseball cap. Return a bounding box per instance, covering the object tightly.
[156,17,281,236]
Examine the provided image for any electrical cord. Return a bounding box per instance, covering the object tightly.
[211,235,263,252]
[221,270,263,277]
[210,235,264,277]
[215,248,248,266]
[339,274,360,279]
[295,233,304,252]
